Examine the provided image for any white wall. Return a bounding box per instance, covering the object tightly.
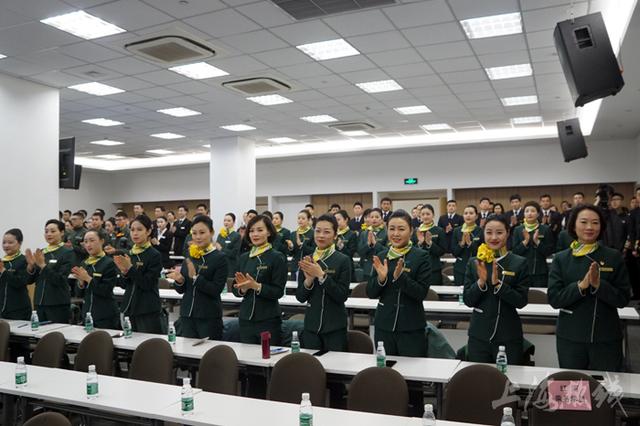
[59,170,116,215]
[272,195,312,230]
[0,73,59,250]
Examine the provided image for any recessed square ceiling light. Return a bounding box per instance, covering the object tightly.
[246,95,293,106]
[0,54,6,59]
[341,131,369,137]
[296,38,360,61]
[82,118,123,127]
[90,139,124,146]
[300,115,338,123]
[394,105,432,115]
[511,116,543,125]
[146,149,175,155]
[356,79,403,93]
[151,132,185,139]
[460,12,522,39]
[68,82,125,96]
[485,63,532,80]
[501,95,538,106]
[220,124,256,132]
[268,137,297,143]
[202,144,211,148]
[169,62,228,80]
[421,123,453,131]
[40,10,126,40]
[157,107,202,117]
[95,154,125,159]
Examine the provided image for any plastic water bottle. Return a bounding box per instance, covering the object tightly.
[30,311,39,331]
[500,407,516,426]
[221,282,228,294]
[181,377,194,415]
[376,341,386,367]
[291,331,300,353]
[496,345,508,374]
[168,321,176,344]
[84,312,94,332]
[422,403,436,426]
[458,292,464,305]
[15,356,27,388]
[86,365,99,399]
[299,392,313,426]
[123,316,132,338]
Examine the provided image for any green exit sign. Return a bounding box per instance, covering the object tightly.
[404,177,418,185]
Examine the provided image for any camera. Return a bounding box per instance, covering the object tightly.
[595,184,614,209]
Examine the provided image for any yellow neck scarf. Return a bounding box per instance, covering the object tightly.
[190,243,214,259]
[219,228,234,239]
[361,223,368,231]
[275,225,282,232]
[337,227,349,236]
[461,223,476,233]
[387,241,413,260]
[570,240,598,257]
[85,251,105,266]
[419,222,435,232]
[477,243,507,263]
[297,226,311,235]
[2,252,21,262]
[131,241,151,255]
[250,242,272,258]
[524,221,539,233]
[367,225,385,233]
[43,242,64,254]
[313,244,336,262]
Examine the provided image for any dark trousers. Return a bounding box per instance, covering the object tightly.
[2,308,31,321]
[374,328,427,357]
[302,328,347,352]
[467,335,523,365]
[239,318,282,346]
[557,337,623,371]
[131,312,164,334]
[36,305,70,324]
[94,316,120,329]
[178,317,223,340]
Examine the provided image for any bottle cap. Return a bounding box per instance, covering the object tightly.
[17,356,24,363]
[424,404,433,412]
[183,377,190,385]
[292,331,298,338]
[302,392,310,400]
[503,407,512,415]
[499,345,506,351]
[88,365,96,372]
[377,341,384,347]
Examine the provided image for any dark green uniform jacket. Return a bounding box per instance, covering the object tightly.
[30,246,73,308]
[548,244,631,343]
[0,254,32,319]
[412,225,447,285]
[216,231,240,275]
[367,246,431,332]
[296,250,351,334]
[81,256,119,324]
[556,229,572,252]
[232,249,287,322]
[273,227,292,256]
[337,228,357,279]
[292,229,315,262]
[174,249,228,319]
[512,223,554,287]
[452,226,483,284]
[463,253,529,342]
[117,246,162,316]
[357,228,388,278]
[69,227,88,263]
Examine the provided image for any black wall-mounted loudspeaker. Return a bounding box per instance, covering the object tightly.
[554,12,624,107]
[557,118,588,162]
[59,137,76,189]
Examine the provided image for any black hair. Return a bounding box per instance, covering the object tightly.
[106,217,116,227]
[246,209,258,216]
[131,214,153,231]
[95,208,105,215]
[156,216,168,223]
[262,210,273,220]
[92,211,104,220]
[192,215,214,232]
[84,229,104,241]
[298,209,312,220]
[63,209,72,215]
[523,201,541,214]
[167,210,175,217]
[567,204,607,240]
[115,211,128,219]
[612,192,624,199]
[178,205,189,211]
[380,197,392,204]
[133,203,143,208]
[464,205,478,214]
[305,204,314,209]
[509,194,521,202]
[329,203,341,210]
[225,212,236,222]
[484,216,510,232]
[154,206,166,211]
[573,191,585,197]
[363,208,372,218]
[370,207,383,217]
[196,203,208,211]
[274,211,284,220]
[387,209,413,228]
[447,199,457,204]
[421,204,435,215]
[71,211,83,218]
[493,203,505,213]
[353,201,363,208]
[316,214,338,234]
[4,228,23,244]
[79,209,88,217]
[540,194,552,200]
[335,209,350,221]
[244,215,278,245]
[45,219,65,232]
[479,197,490,203]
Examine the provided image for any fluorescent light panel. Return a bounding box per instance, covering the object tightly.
[421,123,452,131]
[296,39,360,61]
[460,12,522,39]
[40,10,125,40]
[150,133,184,139]
[157,107,202,117]
[169,62,228,79]
[356,79,403,93]
[246,95,293,106]
[220,124,256,131]
[511,116,543,125]
[394,105,431,115]
[68,82,124,96]
[202,144,211,148]
[501,95,538,106]
[146,149,174,155]
[0,53,6,59]
[82,118,123,127]
[268,137,297,143]
[90,140,124,146]
[95,154,125,159]
[300,115,338,123]
[341,131,369,137]
[485,63,532,80]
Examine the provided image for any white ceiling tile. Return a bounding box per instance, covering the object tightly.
[253,48,311,68]
[136,69,191,85]
[0,57,52,77]
[526,29,555,49]
[59,42,125,63]
[450,81,494,93]
[530,47,559,63]
[106,92,150,103]
[134,86,184,99]
[477,50,530,68]
[385,62,435,79]
[440,69,488,83]
[348,31,411,54]
[102,76,156,91]
[367,48,423,67]
[397,74,444,89]
[20,51,85,70]
[236,1,294,27]
[30,70,83,87]
[491,76,535,90]
[456,90,497,101]
[521,0,575,10]
[402,22,466,46]
[340,69,390,84]
[321,55,377,73]
[220,30,288,54]
[296,74,350,89]
[417,41,474,61]
[382,0,454,28]
[164,81,212,95]
[184,8,261,38]
[140,0,226,19]
[430,56,481,73]
[3,0,75,20]
[0,22,79,56]
[0,7,31,30]
[318,84,363,97]
[278,62,332,79]
[220,0,256,5]
[210,55,270,74]
[532,60,563,75]
[97,56,160,75]
[63,63,124,81]
[522,2,588,32]
[88,0,175,31]
[469,34,527,55]
[323,9,395,37]
[270,21,339,45]
[447,0,519,20]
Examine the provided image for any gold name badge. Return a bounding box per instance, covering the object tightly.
[93,273,102,278]
[600,267,614,272]
[324,269,336,274]
[473,237,480,241]
[136,261,144,267]
[502,271,515,277]
[256,266,268,271]
[402,267,411,273]
[49,259,58,264]
[199,266,208,270]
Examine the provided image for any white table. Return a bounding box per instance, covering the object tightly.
[4,320,69,338]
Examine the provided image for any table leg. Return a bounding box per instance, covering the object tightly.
[2,394,15,426]
[436,383,443,416]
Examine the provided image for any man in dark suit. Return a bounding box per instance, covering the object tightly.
[380,197,393,222]
[348,201,365,232]
[172,205,192,256]
[438,200,464,253]
[476,197,491,227]
[538,194,563,238]
[504,194,524,232]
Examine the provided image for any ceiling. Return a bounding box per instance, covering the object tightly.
[0,0,636,165]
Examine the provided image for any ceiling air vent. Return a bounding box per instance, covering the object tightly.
[328,122,376,132]
[271,0,396,20]
[125,31,216,65]
[124,153,156,159]
[222,77,291,95]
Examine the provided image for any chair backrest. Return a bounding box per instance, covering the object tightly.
[425,288,440,301]
[267,353,326,407]
[441,273,453,284]
[158,278,172,289]
[32,332,66,368]
[226,277,235,292]
[0,320,10,361]
[443,364,518,424]
[129,338,174,384]
[348,366,409,416]
[75,330,114,375]
[527,371,615,426]
[197,345,238,395]
[347,330,373,354]
[23,412,71,426]
[351,282,368,298]
[528,289,548,304]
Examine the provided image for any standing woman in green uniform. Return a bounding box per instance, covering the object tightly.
[556,229,572,252]
[463,216,529,364]
[25,219,73,323]
[413,204,447,286]
[168,215,228,339]
[71,230,119,329]
[296,214,351,350]
[272,212,293,256]
[357,208,388,281]
[233,215,287,345]
[334,210,357,278]
[215,213,240,277]
[114,215,163,334]
[512,201,554,287]
[292,210,315,279]
[367,210,431,356]
[452,206,483,285]
[0,229,32,320]
[548,205,631,371]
